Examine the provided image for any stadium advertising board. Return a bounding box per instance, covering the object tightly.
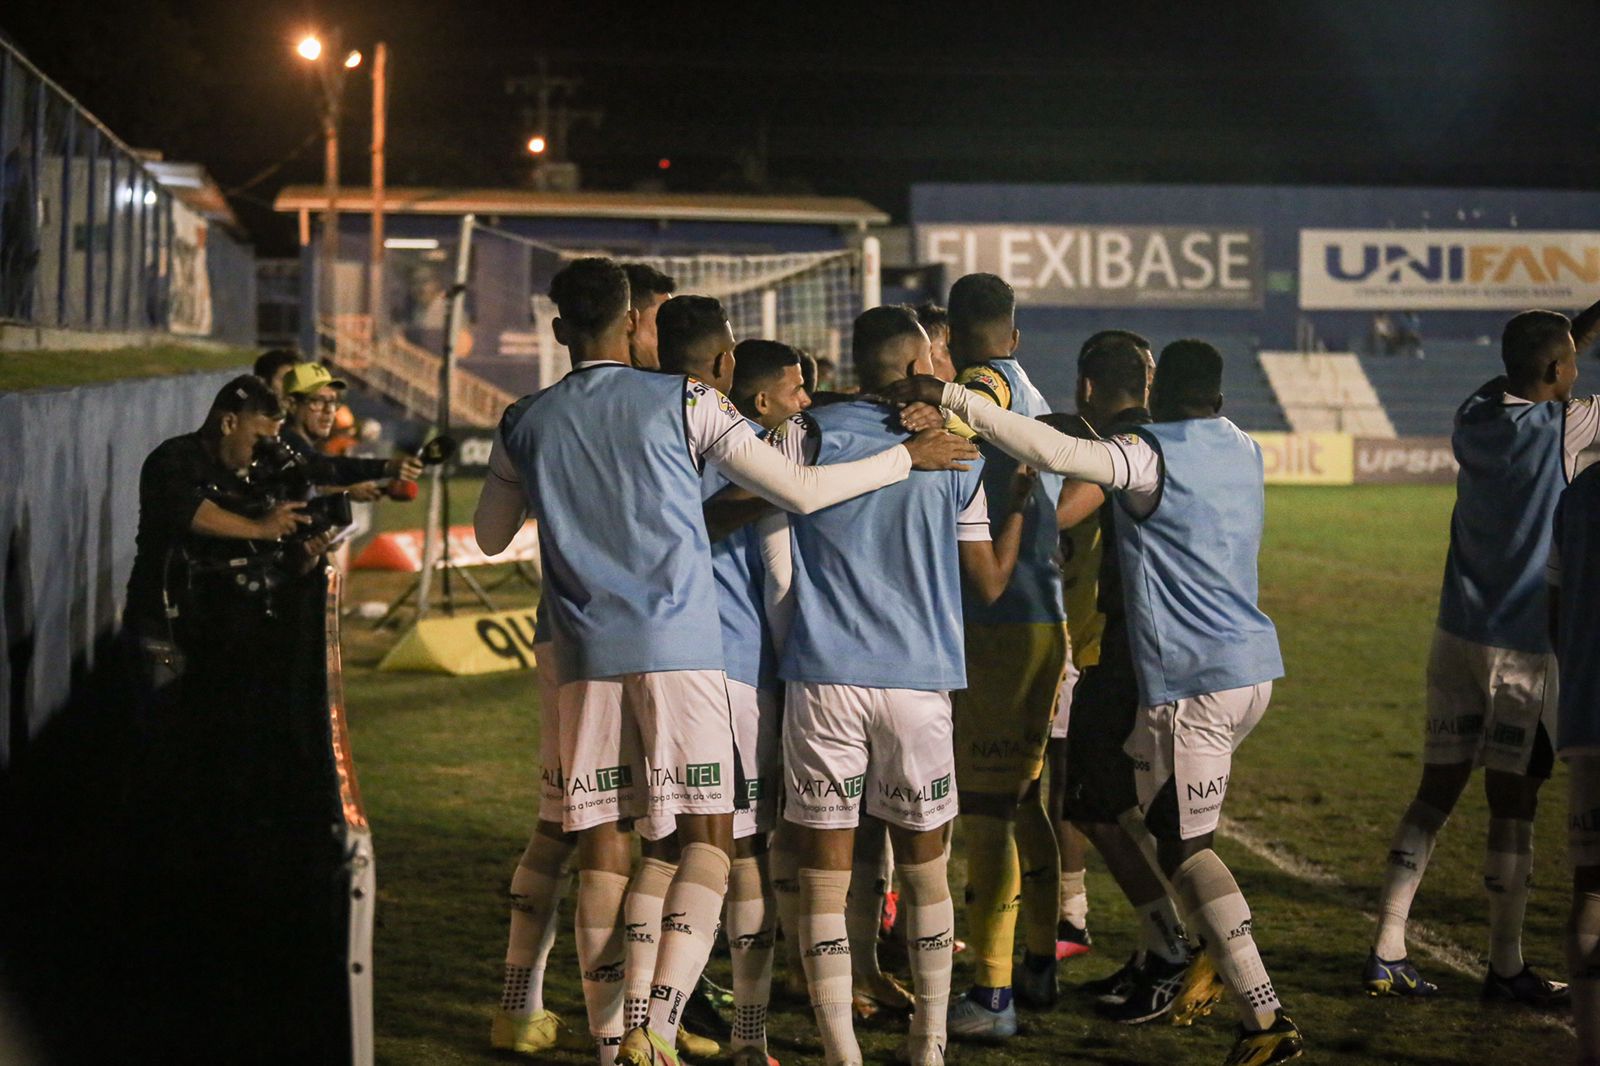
[1353,437,1457,484]
[378,606,544,675]
[919,225,1263,308]
[1299,229,1600,309]
[1249,432,1354,485]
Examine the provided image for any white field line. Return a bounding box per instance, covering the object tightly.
[1217,816,1576,1035]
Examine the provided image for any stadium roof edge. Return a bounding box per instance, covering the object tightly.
[272,186,889,227]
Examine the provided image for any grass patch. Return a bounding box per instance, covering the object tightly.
[0,344,254,391]
[343,483,1575,1064]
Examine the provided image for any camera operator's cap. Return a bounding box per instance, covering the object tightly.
[282,362,348,397]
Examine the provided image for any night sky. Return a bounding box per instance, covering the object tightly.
[6,0,1599,255]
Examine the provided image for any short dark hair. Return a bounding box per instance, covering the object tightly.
[656,295,730,373]
[549,257,630,334]
[731,339,803,404]
[798,350,819,394]
[201,374,283,440]
[1154,339,1224,409]
[1501,309,1572,380]
[915,302,948,335]
[1080,334,1150,400]
[947,273,1015,334]
[252,348,300,381]
[853,305,925,390]
[623,262,676,309]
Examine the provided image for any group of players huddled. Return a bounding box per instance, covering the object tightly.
[467,253,1600,1066]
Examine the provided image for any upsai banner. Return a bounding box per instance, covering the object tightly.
[918,224,1262,308]
[1299,229,1600,310]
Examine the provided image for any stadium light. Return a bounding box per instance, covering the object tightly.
[297,35,322,61]
[344,49,363,69]
[527,135,547,155]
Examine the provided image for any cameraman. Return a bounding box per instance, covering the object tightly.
[279,362,422,499]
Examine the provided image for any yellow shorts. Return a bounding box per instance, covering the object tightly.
[954,622,1069,795]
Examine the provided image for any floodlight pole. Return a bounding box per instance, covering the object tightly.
[416,213,476,619]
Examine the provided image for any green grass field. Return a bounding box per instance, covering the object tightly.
[342,483,1577,1064]
[0,344,252,391]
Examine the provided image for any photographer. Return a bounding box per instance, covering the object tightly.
[279,362,422,499]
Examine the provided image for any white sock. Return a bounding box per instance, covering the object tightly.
[1174,850,1281,1031]
[801,867,861,1066]
[771,831,806,987]
[899,855,954,1057]
[502,854,567,1015]
[623,857,676,1032]
[1571,890,1600,1062]
[1486,817,1534,976]
[726,855,776,1052]
[848,835,888,985]
[575,870,630,1048]
[646,843,732,1046]
[1136,897,1188,964]
[1373,800,1448,960]
[1059,869,1088,927]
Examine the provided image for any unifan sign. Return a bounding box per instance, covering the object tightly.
[919,225,1263,308]
[1299,229,1600,310]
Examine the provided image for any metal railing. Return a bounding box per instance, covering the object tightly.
[0,37,178,333]
[317,313,516,427]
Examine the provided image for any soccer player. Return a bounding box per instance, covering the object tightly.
[475,261,976,1066]
[1043,332,1216,1025]
[622,262,675,370]
[939,273,1068,1038]
[886,338,1305,1065]
[1553,461,1600,1064]
[915,302,957,383]
[768,304,1032,1066]
[1364,307,1600,1005]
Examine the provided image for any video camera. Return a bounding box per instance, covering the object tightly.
[242,437,353,541]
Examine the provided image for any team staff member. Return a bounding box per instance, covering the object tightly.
[767,305,1030,1066]
[475,261,975,1066]
[1365,306,1600,1005]
[940,274,1068,1038]
[278,362,422,497]
[888,340,1305,1066]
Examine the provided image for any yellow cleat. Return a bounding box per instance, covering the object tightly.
[616,1026,684,1066]
[1222,1011,1304,1066]
[1169,952,1227,1027]
[490,1008,568,1055]
[676,1026,719,1059]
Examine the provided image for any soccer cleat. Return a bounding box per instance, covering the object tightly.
[853,971,915,1021]
[946,994,1018,1042]
[729,1046,780,1066]
[1081,951,1143,1005]
[1222,1010,1305,1066]
[1097,953,1188,1025]
[676,1028,720,1059]
[1056,918,1093,961]
[490,1008,567,1054]
[1169,950,1227,1027]
[616,1027,682,1066]
[896,1035,946,1066]
[680,979,732,1043]
[1012,951,1059,1009]
[1361,951,1439,998]
[1482,964,1571,1008]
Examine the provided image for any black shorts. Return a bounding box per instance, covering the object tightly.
[1060,662,1142,824]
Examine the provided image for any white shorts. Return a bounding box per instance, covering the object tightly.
[1128,681,1272,841]
[1570,755,1600,868]
[1050,647,1081,741]
[781,681,957,832]
[535,642,564,824]
[731,680,782,840]
[1423,627,1556,776]
[557,669,736,837]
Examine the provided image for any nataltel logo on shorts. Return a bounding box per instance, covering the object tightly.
[1185,773,1228,802]
[796,774,865,800]
[877,772,952,804]
[745,779,763,802]
[570,764,632,795]
[651,763,722,787]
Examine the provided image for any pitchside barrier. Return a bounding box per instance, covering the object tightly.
[1250,431,1457,486]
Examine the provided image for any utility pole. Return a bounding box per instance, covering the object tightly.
[370,42,387,343]
[506,59,602,190]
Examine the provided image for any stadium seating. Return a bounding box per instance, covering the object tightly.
[1258,352,1395,437]
[1357,340,1503,436]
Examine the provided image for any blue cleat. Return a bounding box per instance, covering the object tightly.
[946,993,1018,1042]
[1362,951,1439,997]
